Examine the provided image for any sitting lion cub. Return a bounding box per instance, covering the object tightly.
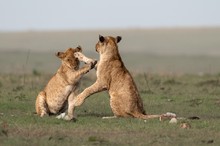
[64,35,164,120]
[35,46,96,117]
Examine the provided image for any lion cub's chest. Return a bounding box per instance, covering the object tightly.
[58,81,78,100]
[47,84,74,113]
[56,71,79,97]
[63,85,73,96]
[48,84,73,102]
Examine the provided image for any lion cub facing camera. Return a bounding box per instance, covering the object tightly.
[35,46,96,117]
[64,35,165,121]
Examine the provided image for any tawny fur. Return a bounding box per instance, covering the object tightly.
[35,47,96,117]
[64,35,162,120]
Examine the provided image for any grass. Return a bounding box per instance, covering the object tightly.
[2,51,220,75]
[0,73,220,146]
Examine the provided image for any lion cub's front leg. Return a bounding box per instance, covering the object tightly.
[74,63,94,79]
[62,63,96,121]
[73,55,97,80]
[64,82,105,121]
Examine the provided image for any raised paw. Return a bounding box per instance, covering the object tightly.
[83,64,92,73]
[86,61,96,70]
[90,60,97,69]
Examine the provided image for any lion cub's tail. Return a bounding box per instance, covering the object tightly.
[132,112,161,120]
[133,112,177,121]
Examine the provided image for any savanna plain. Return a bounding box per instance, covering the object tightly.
[0,28,220,146]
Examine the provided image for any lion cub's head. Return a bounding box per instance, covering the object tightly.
[95,35,122,54]
[56,46,82,70]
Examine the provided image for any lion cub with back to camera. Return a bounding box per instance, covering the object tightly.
[64,35,165,121]
[35,46,96,118]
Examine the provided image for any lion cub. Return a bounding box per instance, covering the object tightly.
[64,35,163,120]
[35,46,96,117]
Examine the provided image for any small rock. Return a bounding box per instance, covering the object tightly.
[166,112,176,117]
[160,112,177,121]
[169,118,178,124]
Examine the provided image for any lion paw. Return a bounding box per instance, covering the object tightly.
[56,113,66,119]
[63,115,76,122]
[91,60,97,69]
[40,112,49,117]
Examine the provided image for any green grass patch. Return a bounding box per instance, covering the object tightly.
[0,73,220,145]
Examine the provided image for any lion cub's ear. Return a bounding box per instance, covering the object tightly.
[99,35,105,43]
[116,36,122,43]
[56,52,65,59]
[76,46,82,52]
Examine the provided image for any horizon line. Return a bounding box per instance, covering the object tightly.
[1,25,220,33]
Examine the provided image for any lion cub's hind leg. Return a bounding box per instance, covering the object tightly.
[35,91,49,117]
